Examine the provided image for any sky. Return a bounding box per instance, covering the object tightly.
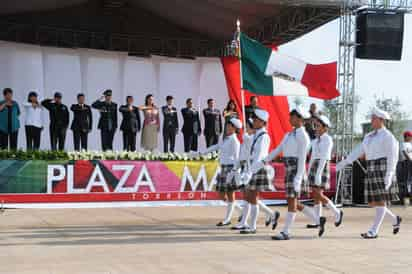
[279,14,412,133]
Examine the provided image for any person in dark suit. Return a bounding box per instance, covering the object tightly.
[181,98,201,152]
[70,93,92,151]
[203,98,222,147]
[119,96,141,151]
[162,95,178,153]
[245,96,259,120]
[41,92,69,151]
[92,89,118,151]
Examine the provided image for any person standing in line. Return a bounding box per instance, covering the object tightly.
[0,88,20,150]
[244,96,259,121]
[222,100,238,138]
[265,107,319,240]
[336,108,402,239]
[305,115,343,236]
[42,92,69,151]
[140,94,160,152]
[70,93,92,151]
[203,98,222,147]
[23,91,43,151]
[398,131,412,204]
[162,95,178,153]
[119,96,141,151]
[92,89,118,151]
[181,98,201,153]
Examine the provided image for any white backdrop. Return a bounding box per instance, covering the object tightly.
[0,41,229,152]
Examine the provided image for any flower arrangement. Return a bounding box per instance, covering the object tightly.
[0,150,219,161]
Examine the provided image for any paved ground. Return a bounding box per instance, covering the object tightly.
[0,205,410,274]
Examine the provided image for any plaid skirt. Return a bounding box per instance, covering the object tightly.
[284,157,309,198]
[365,158,399,203]
[246,167,270,192]
[308,159,330,189]
[216,164,238,193]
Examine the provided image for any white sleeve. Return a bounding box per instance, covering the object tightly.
[385,134,399,177]
[294,132,309,183]
[315,159,327,183]
[202,143,220,154]
[345,142,365,164]
[264,135,286,163]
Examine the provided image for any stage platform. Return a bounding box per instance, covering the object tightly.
[0,206,410,274]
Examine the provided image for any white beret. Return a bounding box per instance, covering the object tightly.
[318,115,332,128]
[292,105,310,119]
[254,109,269,122]
[372,108,391,120]
[230,117,243,129]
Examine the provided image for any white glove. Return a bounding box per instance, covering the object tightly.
[293,177,302,193]
[384,173,393,191]
[250,160,265,174]
[240,171,253,186]
[336,160,348,172]
[314,174,322,186]
[226,168,239,184]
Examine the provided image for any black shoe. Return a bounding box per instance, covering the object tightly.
[272,211,280,230]
[393,216,402,235]
[237,215,243,223]
[306,224,320,229]
[240,229,256,234]
[271,232,290,240]
[361,231,378,239]
[231,225,248,230]
[216,221,231,227]
[335,210,344,227]
[265,215,271,227]
[318,217,326,237]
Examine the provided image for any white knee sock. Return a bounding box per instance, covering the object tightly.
[258,200,273,217]
[223,202,235,223]
[326,199,340,221]
[240,203,251,226]
[385,207,398,225]
[281,212,296,235]
[234,202,243,214]
[314,204,322,225]
[249,204,259,230]
[301,205,317,223]
[369,206,386,235]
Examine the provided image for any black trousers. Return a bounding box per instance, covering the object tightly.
[122,131,137,151]
[0,130,18,150]
[163,128,176,153]
[50,127,67,151]
[205,133,219,148]
[183,133,198,152]
[101,130,115,151]
[73,131,89,151]
[25,126,41,150]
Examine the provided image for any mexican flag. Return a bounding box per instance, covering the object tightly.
[239,33,340,99]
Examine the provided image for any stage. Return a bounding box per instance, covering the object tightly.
[0,206,409,274]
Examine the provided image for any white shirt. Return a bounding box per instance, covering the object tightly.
[204,133,240,165]
[23,102,43,128]
[308,132,333,185]
[239,133,253,162]
[400,141,412,161]
[250,127,271,173]
[345,127,399,176]
[265,126,310,183]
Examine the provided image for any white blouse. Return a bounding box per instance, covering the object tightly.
[239,133,253,162]
[400,141,412,161]
[203,133,240,165]
[23,102,43,128]
[308,133,333,185]
[249,127,271,173]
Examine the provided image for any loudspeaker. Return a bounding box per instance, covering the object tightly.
[356,10,404,60]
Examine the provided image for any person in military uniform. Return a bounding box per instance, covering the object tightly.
[41,92,69,151]
[119,96,141,151]
[203,98,222,147]
[244,96,259,121]
[92,89,118,151]
[161,95,178,153]
[181,98,201,153]
[70,93,92,151]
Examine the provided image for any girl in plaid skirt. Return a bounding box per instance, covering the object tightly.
[337,108,402,239]
[306,115,343,237]
[200,117,241,226]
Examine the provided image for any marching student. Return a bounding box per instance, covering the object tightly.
[232,118,279,230]
[265,106,318,240]
[305,115,343,237]
[200,117,242,226]
[240,109,280,234]
[336,108,402,239]
[398,131,412,204]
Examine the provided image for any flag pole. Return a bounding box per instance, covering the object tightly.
[236,19,247,131]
